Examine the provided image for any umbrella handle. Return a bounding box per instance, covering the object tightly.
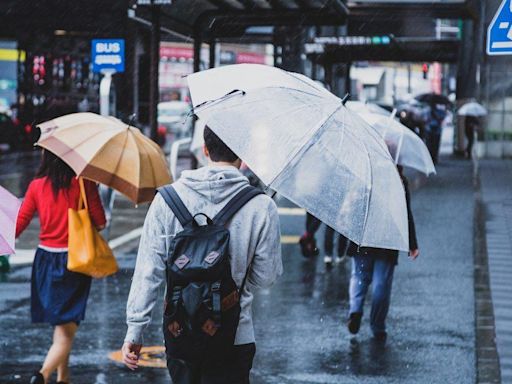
[341,93,351,106]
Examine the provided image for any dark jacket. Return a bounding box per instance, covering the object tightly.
[347,175,418,264]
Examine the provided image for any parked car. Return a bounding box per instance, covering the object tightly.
[157,101,193,141]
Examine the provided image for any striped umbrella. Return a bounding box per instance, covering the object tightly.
[37,112,172,204]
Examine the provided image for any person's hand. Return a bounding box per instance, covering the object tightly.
[409,249,420,260]
[122,342,142,370]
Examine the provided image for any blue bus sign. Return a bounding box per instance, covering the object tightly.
[487,0,512,55]
[91,39,125,73]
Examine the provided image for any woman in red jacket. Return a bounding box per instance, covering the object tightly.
[16,150,106,384]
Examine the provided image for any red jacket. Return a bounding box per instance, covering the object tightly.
[16,177,107,248]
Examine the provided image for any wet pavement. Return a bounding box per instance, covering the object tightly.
[0,151,476,384]
[479,159,512,382]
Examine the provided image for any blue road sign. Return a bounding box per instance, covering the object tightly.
[487,0,512,55]
[91,39,125,73]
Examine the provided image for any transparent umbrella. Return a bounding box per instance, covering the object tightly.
[348,107,436,176]
[188,64,409,251]
[457,101,487,117]
[345,101,390,117]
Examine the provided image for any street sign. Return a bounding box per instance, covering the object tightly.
[91,39,125,73]
[487,0,512,55]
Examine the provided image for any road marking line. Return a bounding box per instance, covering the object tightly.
[281,235,300,244]
[277,207,306,216]
[13,228,144,265]
[109,346,166,368]
[108,227,144,249]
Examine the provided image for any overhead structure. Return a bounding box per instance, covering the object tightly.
[307,37,461,64]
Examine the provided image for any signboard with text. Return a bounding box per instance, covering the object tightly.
[91,39,125,73]
[305,36,392,54]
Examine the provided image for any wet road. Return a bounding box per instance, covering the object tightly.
[0,152,475,383]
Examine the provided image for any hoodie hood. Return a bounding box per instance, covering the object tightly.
[177,165,250,205]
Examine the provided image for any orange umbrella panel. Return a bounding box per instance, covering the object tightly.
[37,113,172,203]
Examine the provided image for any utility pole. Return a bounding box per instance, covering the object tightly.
[149,3,160,142]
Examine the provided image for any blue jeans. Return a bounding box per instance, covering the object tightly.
[349,256,395,335]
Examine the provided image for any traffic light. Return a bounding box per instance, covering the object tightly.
[422,63,429,80]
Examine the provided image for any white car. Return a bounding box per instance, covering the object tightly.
[157,101,192,138]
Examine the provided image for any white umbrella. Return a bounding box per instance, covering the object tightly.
[188,64,409,251]
[349,108,436,176]
[458,102,487,117]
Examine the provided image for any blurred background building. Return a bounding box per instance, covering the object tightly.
[0,0,510,158]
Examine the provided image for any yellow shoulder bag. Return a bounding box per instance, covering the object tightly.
[67,178,118,278]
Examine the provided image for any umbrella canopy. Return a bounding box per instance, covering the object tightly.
[415,93,452,106]
[188,64,409,251]
[37,113,172,204]
[457,101,487,117]
[348,108,436,176]
[345,101,390,117]
[0,185,21,255]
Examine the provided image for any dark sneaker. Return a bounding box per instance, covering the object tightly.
[373,331,387,343]
[29,372,44,384]
[347,312,362,335]
[299,234,319,258]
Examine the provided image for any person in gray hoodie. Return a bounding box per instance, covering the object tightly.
[121,126,283,383]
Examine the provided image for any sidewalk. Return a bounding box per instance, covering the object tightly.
[478,159,512,383]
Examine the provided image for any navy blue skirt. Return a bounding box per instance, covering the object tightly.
[31,248,92,326]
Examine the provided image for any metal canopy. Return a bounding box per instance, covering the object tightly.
[347,0,478,20]
[132,0,350,39]
[0,0,130,37]
[0,0,477,41]
[133,0,476,41]
[309,38,461,63]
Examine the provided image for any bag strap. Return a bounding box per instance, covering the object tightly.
[77,177,88,211]
[158,185,194,228]
[213,186,264,226]
[211,280,221,327]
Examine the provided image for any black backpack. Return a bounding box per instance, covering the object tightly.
[158,185,263,364]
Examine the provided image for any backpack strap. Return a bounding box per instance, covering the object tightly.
[213,186,264,226]
[211,280,221,328]
[158,185,194,228]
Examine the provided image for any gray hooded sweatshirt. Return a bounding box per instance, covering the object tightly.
[125,165,282,346]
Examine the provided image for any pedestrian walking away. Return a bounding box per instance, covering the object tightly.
[464,116,479,159]
[426,102,448,164]
[323,228,348,266]
[15,150,106,384]
[122,126,282,383]
[346,166,419,342]
[299,213,321,258]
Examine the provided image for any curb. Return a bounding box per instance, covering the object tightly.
[473,157,501,384]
